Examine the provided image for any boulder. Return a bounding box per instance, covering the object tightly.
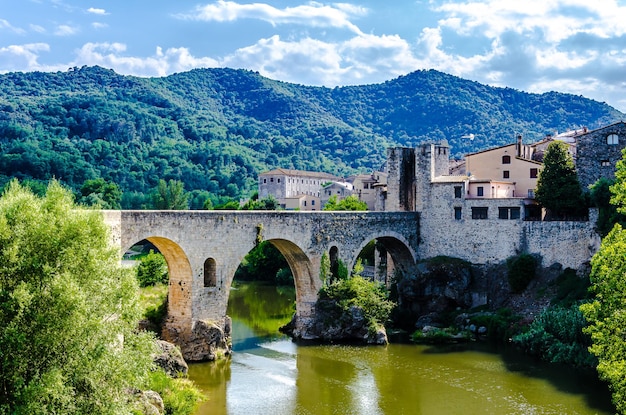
[153,340,188,378]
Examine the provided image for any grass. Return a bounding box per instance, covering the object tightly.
[138,283,168,331]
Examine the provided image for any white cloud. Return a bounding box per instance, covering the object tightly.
[73,43,219,77]
[0,19,26,35]
[0,43,50,72]
[87,8,108,15]
[54,24,79,36]
[92,22,108,29]
[177,1,366,34]
[30,24,46,33]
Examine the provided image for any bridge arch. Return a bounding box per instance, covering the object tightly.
[125,236,193,325]
[351,232,417,283]
[228,238,320,321]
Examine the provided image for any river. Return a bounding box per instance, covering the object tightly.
[188,282,614,415]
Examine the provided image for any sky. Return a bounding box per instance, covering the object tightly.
[2,0,626,112]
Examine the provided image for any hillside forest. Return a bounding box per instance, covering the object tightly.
[0,65,623,208]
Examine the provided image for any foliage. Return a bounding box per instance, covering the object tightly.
[506,253,537,293]
[152,179,189,210]
[610,148,626,215]
[138,283,169,332]
[465,308,520,342]
[234,241,293,285]
[1,66,620,207]
[318,275,395,329]
[137,250,169,287]
[320,251,331,285]
[323,194,368,211]
[580,223,626,414]
[145,370,205,415]
[0,180,157,414]
[241,195,279,210]
[551,268,591,307]
[513,305,596,367]
[77,178,122,209]
[590,178,626,236]
[535,141,588,219]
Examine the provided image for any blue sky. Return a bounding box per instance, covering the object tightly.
[2,0,626,112]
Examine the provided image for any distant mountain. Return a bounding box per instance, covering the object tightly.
[0,65,622,207]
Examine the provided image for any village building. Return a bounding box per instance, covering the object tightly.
[463,136,542,199]
[573,121,626,189]
[258,168,339,210]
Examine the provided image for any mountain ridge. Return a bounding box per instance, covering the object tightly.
[0,66,622,207]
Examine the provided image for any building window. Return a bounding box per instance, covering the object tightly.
[312,200,315,206]
[530,168,538,178]
[263,178,267,183]
[503,170,510,179]
[303,201,307,207]
[454,186,462,198]
[471,207,488,219]
[454,207,462,220]
[528,189,535,198]
[278,179,281,183]
[502,155,511,164]
[607,134,619,145]
[499,207,521,219]
[477,186,484,197]
[270,178,274,183]
[601,160,611,167]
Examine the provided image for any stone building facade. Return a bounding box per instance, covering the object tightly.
[575,121,626,189]
[385,143,599,269]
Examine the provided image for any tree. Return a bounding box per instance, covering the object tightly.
[137,250,169,287]
[152,179,189,210]
[0,180,156,414]
[580,224,626,414]
[323,195,368,211]
[78,178,122,209]
[534,141,587,219]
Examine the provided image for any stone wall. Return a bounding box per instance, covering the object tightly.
[576,121,626,189]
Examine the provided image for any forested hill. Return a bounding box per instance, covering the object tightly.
[0,65,622,207]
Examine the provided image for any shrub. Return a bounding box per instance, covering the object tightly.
[507,253,537,293]
[146,370,205,415]
[137,250,169,287]
[513,304,595,367]
[319,275,395,328]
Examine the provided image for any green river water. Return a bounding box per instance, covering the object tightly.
[189,282,614,415]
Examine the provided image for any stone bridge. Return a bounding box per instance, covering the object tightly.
[103,210,420,360]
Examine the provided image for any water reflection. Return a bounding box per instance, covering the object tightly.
[189,282,614,415]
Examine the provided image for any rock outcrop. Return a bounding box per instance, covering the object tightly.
[153,340,188,378]
[281,304,388,345]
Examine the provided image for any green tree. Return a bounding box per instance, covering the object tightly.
[0,180,156,414]
[590,177,626,236]
[534,141,587,219]
[78,178,122,209]
[137,250,169,287]
[152,179,189,210]
[323,195,368,211]
[581,224,626,414]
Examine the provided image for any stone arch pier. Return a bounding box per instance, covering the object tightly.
[103,210,420,360]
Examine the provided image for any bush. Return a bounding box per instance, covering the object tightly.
[507,253,537,293]
[137,250,169,287]
[319,276,395,329]
[513,304,595,367]
[145,370,205,415]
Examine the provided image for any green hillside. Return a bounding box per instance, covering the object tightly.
[0,65,622,207]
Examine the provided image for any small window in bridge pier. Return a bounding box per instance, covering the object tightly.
[204,258,217,287]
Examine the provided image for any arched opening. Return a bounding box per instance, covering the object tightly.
[227,239,309,351]
[329,245,339,280]
[353,236,416,287]
[204,258,217,288]
[123,237,193,339]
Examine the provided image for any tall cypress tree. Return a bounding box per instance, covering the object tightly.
[535,141,587,219]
